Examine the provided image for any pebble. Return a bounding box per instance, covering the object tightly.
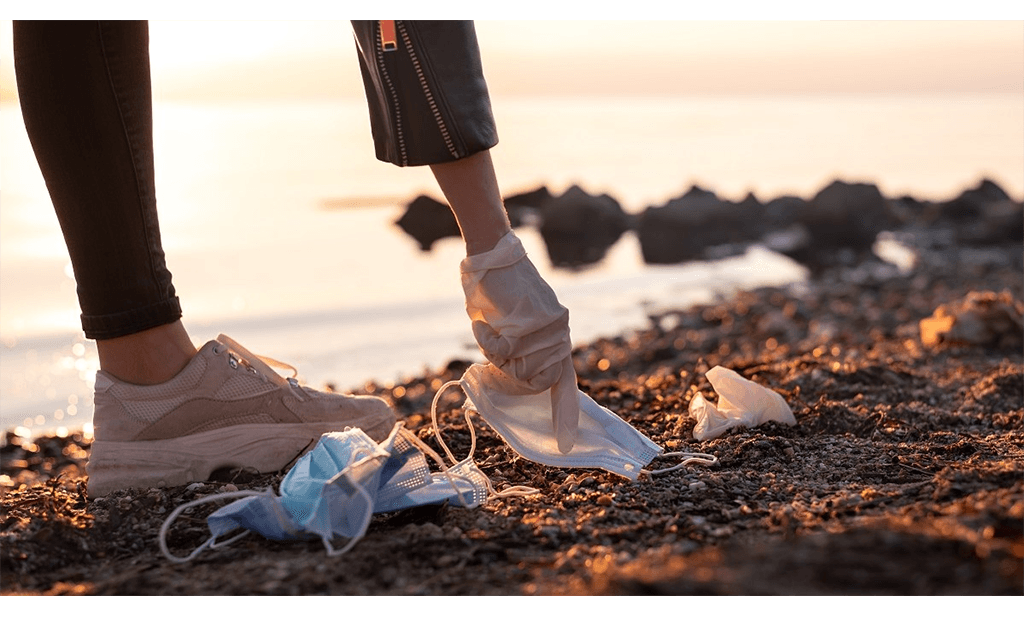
[688,481,707,491]
[596,495,614,506]
[186,482,205,492]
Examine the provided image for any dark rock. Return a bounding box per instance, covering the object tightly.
[759,197,814,261]
[762,195,809,230]
[759,180,903,275]
[803,180,897,251]
[936,178,1011,220]
[889,195,934,226]
[538,185,630,268]
[936,179,1022,245]
[503,186,552,227]
[637,185,762,264]
[738,192,762,209]
[912,179,1021,244]
[957,200,1024,245]
[395,194,460,251]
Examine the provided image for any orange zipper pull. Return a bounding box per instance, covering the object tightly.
[379,20,397,52]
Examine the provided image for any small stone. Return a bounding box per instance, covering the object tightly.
[220,484,238,492]
[596,495,614,506]
[186,482,205,492]
[688,481,707,491]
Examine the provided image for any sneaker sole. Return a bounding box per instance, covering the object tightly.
[86,415,395,497]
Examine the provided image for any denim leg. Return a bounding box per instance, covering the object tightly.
[13,21,181,340]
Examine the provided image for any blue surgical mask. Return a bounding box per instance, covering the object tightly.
[159,423,492,563]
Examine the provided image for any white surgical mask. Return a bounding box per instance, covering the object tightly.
[458,363,659,479]
[432,363,717,482]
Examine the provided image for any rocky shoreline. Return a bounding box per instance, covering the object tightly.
[1,180,1022,595]
[399,177,1021,273]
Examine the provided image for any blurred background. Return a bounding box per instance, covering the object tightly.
[2,19,1022,435]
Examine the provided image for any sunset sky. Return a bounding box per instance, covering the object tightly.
[1,14,1022,102]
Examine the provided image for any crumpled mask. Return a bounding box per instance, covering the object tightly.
[688,365,796,441]
[159,423,490,563]
[461,231,580,454]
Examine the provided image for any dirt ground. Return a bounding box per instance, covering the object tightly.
[1,231,1021,595]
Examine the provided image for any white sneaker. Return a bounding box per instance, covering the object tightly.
[86,334,396,497]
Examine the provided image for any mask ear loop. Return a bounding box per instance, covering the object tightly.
[320,477,375,557]
[399,425,473,509]
[317,444,391,555]
[429,379,539,501]
[430,379,468,465]
[159,488,272,563]
[641,452,718,477]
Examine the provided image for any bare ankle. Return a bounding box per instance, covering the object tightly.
[96,321,197,385]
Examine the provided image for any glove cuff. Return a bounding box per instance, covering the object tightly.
[460,230,526,274]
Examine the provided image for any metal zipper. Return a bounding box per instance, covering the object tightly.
[374,21,407,164]
[396,21,458,159]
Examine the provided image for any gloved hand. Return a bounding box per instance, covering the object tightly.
[460,231,580,453]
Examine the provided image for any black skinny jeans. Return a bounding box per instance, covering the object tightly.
[14,20,497,340]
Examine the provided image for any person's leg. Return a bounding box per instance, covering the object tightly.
[13,20,196,384]
[15,21,396,496]
[95,322,196,385]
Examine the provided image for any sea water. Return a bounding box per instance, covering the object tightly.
[2,94,1022,434]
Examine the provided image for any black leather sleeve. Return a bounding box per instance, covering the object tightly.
[351,20,499,167]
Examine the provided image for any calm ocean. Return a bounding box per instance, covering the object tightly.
[2,94,1021,434]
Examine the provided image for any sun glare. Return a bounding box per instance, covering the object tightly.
[146,21,341,70]
[3,20,1023,102]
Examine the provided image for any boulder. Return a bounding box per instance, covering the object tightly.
[395,194,460,251]
[762,195,809,230]
[538,185,630,268]
[503,186,552,227]
[887,194,934,227]
[637,185,761,264]
[935,178,1011,220]
[803,180,897,251]
[917,179,1021,244]
[755,195,813,263]
[957,199,1024,245]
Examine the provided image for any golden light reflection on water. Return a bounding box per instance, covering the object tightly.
[5,337,98,434]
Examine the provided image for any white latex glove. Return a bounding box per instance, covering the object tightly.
[460,231,580,453]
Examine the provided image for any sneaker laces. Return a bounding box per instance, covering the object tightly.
[213,334,307,400]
